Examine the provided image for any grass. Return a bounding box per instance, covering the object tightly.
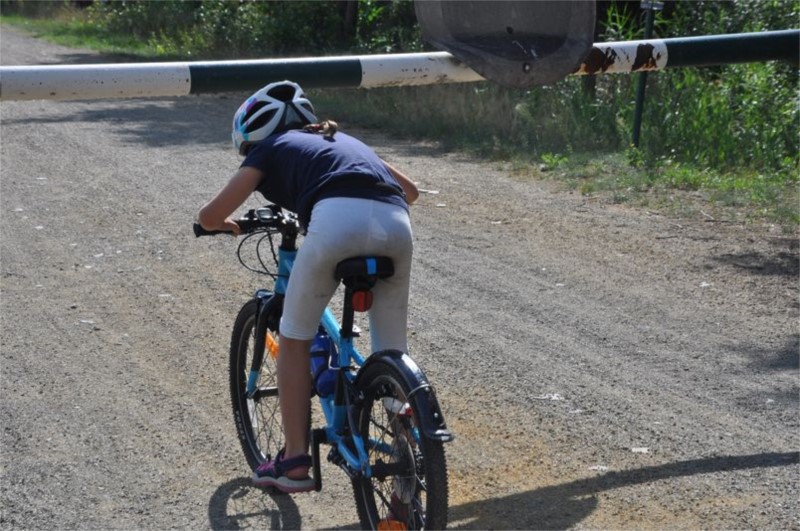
[0,13,184,59]
[502,150,799,227]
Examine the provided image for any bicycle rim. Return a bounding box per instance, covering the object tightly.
[353,364,448,530]
[229,300,283,470]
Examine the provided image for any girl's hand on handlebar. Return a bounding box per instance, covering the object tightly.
[198,217,241,236]
[220,217,242,236]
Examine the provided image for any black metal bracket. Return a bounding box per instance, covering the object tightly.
[310,428,327,492]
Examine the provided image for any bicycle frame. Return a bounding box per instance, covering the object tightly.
[197,205,451,519]
[249,244,375,479]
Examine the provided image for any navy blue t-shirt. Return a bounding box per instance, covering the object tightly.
[241,130,407,227]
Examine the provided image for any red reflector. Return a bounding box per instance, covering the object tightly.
[352,290,373,312]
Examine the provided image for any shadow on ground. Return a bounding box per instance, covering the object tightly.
[208,477,302,530]
[2,94,451,155]
[2,96,237,149]
[738,333,800,373]
[447,451,798,529]
[208,452,798,530]
[713,249,800,278]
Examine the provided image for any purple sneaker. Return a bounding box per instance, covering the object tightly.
[252,449,314,493]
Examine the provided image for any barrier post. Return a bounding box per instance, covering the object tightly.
[632,0,663,148]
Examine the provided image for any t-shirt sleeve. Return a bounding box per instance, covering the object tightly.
[240,142,271,170]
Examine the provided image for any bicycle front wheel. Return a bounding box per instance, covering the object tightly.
[229,299,282,471]
[352,360,449,530]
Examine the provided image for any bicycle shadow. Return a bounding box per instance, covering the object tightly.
[208,477,302,530]
[447,451,799,529]
[207,452,797,529]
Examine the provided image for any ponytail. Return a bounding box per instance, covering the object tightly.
[303,119,338,139]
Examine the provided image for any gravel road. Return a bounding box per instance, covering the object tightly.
[2,25,798,530]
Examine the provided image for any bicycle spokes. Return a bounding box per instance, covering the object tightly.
[365,390,427,529]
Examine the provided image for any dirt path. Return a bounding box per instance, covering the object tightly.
[2,25,798,529]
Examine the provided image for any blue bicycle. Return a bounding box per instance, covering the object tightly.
[194,204,452,530]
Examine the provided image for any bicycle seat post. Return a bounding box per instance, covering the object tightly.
[340,285,357,341]
[334,257,395,343]
[332,257,395,384]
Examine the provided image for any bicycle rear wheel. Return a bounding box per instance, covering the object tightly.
[229,299,282,470]
[352,360,449,530]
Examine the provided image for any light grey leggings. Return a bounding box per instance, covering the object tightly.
[280,197,413,353]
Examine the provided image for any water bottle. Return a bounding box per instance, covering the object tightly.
[309,330,337,396]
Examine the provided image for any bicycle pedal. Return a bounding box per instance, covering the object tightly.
[327,447,343,465]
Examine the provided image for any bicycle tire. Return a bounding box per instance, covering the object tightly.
[351,359,449,530]
[229,299,283,471]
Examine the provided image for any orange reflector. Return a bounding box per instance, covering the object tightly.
[352,290,373,312]
[266,331,279,360]
[377,520,406,531]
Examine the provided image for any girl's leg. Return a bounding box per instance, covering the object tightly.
[277,202,342,461]
[276,336,312,468]
[367,206,413,353]
[277,198,412,453]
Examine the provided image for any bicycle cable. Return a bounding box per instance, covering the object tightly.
[236,229,277,277]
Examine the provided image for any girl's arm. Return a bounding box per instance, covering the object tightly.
[198,166,263,235]
[383,160,419,205]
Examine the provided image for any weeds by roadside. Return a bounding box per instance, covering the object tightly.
[498,150,799,230]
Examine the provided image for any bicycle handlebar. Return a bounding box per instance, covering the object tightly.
[193,205,299,238]
[192,220,261,237]
[193,223,228,237]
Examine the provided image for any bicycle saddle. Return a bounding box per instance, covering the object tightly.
[335,256,394,288]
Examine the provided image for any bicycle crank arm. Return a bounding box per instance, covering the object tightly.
[327,446,358,479]
[311,429,326,492]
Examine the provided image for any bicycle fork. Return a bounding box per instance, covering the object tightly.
[245,290,281,398]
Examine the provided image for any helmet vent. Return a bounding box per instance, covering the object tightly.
[244,108,278,134]
[246,101,267,116]
[266,84,297,102]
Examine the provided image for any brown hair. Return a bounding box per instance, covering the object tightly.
[303,119,338,140]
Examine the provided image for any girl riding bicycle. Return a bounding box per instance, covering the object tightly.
[198,80,418,493]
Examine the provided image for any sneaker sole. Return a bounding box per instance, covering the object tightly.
[251,473,315,493]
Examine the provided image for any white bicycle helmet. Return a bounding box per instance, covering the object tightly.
[232,80,317,155]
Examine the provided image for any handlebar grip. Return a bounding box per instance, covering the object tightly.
[193,223,231,237]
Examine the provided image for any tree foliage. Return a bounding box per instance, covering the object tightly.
[76,0,422,58]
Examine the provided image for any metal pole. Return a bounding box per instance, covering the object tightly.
[0,52,485,101]
[1,30,797,101]
[575,29,798,76]
[632,2,659,148]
